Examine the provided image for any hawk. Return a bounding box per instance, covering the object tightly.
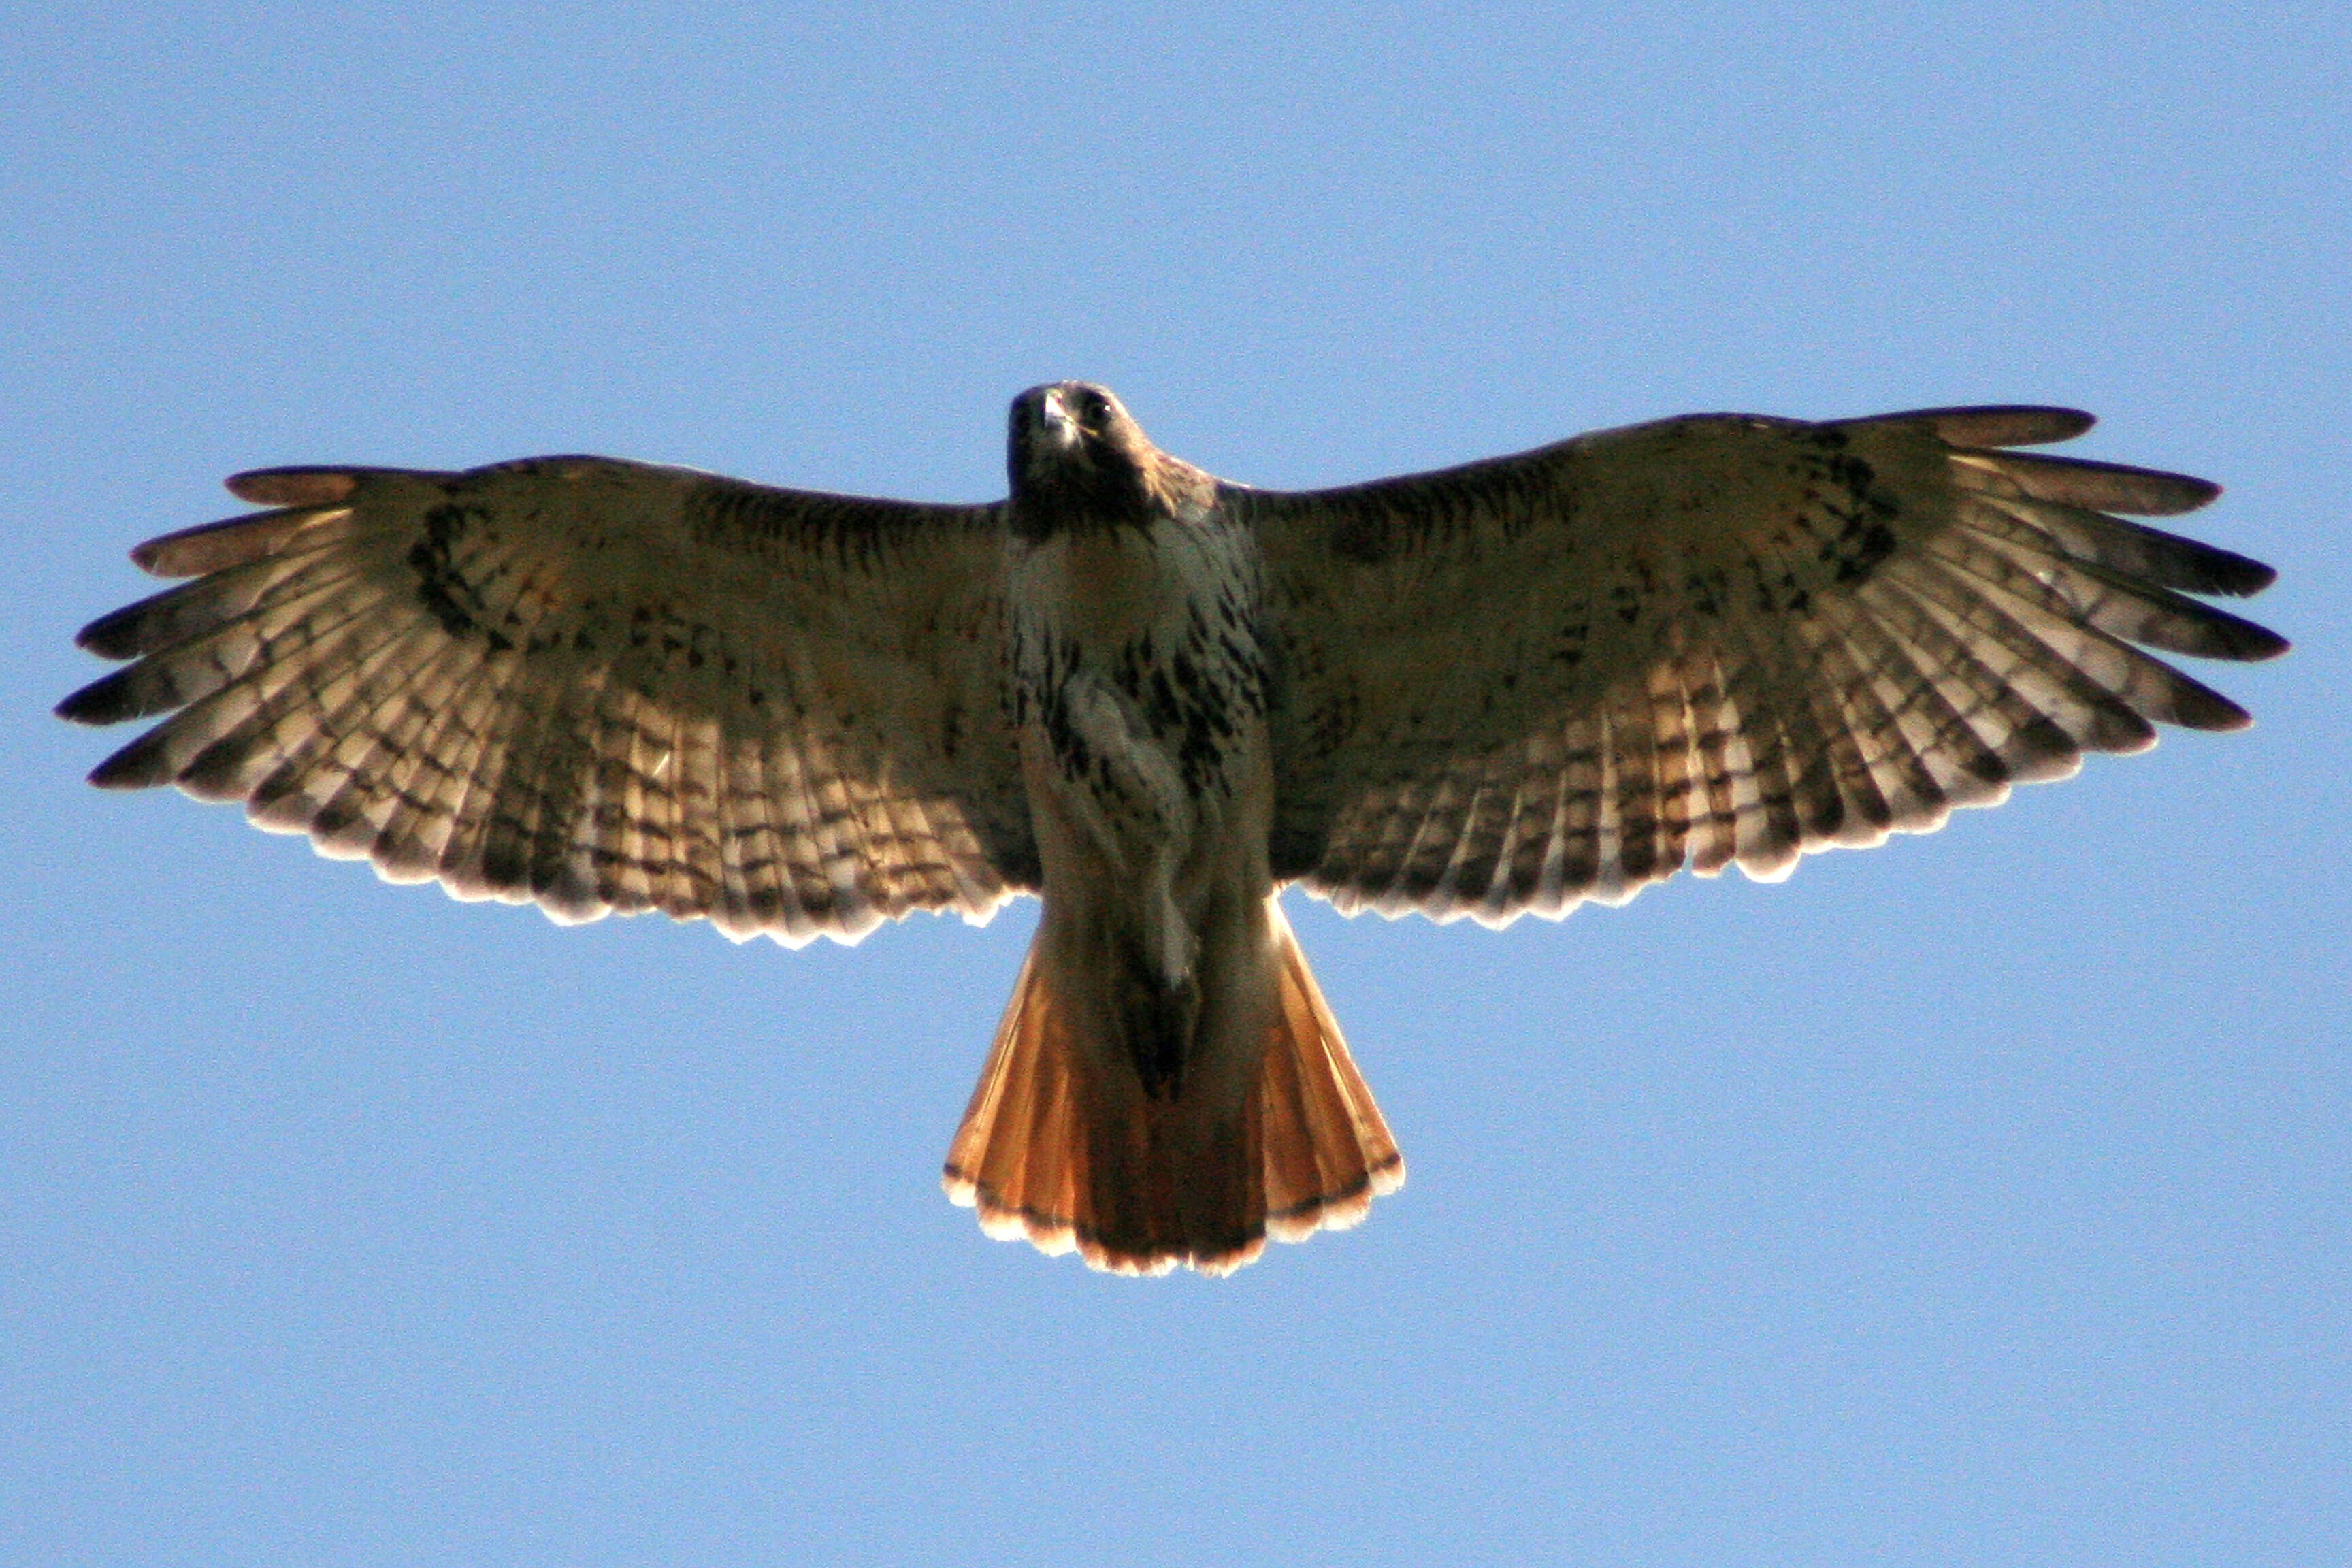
[59,385,2285,1275]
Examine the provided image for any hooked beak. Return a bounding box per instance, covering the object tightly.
[1038,387,1080,449]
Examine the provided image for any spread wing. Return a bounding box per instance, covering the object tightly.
[1247,407,2286,923]
[60,457,1033,945]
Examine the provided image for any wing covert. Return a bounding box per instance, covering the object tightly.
[1247,408,2285,924]
[61,456,1033,944]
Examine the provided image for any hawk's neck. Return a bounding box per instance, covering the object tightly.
[1010,454,1218,542]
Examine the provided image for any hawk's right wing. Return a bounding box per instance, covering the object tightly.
[60,457,1034,945]
[1248,407,2285,924]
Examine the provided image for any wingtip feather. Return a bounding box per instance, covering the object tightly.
[86,732,178,789]
[55,671,135,725]
[2217,555,2279,599]
[127,503,346,577]
[225,468,360,507]
[1866,406,2098,447]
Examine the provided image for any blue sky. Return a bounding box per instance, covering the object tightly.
[5,5,2345,1565]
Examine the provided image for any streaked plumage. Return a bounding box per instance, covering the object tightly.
[61,385,2285,1275]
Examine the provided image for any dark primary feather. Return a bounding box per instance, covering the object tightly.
[61,457,1037,944]
[1246,405,2285,923]
[1838,405,2096,447]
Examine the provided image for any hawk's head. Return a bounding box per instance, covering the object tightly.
[1007,382,1205,537]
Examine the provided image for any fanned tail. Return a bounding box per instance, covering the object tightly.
[1256,902,1405,1239]
[941,899,1403,1275]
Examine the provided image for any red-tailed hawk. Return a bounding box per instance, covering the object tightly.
[59,385,2285,1275]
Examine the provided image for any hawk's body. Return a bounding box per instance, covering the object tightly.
[62,383,2284,1274]
[969,385,1396,1269]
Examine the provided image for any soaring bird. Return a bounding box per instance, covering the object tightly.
[59,384,2285,1275]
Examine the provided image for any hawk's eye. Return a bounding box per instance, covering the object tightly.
[1080,391,1110,425]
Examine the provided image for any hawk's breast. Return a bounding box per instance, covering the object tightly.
[1007,512,1272,847]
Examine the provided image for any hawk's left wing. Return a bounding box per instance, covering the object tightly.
[61,457,1032,945]
[1245,408,2285,923]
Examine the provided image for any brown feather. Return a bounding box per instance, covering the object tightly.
[225,466,363,508]
[131,501,352,576]
[1843,405,2096,448]
[1957,448,2219,517]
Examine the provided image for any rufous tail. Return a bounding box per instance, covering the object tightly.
[941,900,1404,1275]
